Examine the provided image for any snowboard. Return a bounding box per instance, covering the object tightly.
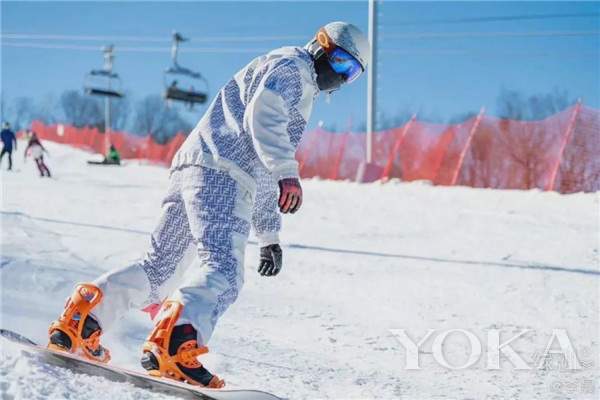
[87,160,121,166]
[0,329,281,400]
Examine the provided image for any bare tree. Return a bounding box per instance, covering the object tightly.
[60,90,103,129]
[448,111,478,124]
[494,87,576,189]
[462,125,495,188]
[377,109,413,130]
[497,87,572,120]
[133,95,192,143]
[556,107,600,193]
[495,121,554,189]
[8,97,35,130]
[3,96,56,130]
[110,96,130,131]
[36,93,58,125]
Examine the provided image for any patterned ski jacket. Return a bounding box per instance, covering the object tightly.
[171,46,319,246]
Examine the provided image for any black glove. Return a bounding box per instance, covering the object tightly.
[258,244,283,277]
[278,178,302,214]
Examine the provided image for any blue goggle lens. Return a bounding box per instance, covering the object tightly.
[327,47,363,83]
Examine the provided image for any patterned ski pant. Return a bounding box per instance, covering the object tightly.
[92,165,252,345]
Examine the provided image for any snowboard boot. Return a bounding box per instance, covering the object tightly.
[48,283,111,363]
[140,301,224,388]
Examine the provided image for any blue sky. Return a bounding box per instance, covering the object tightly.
[1,1,599,131]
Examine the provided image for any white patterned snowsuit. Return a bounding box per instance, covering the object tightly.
[92,47,318,345]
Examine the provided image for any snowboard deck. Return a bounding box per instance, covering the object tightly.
[0,329,281,400]
[87,160,121,166]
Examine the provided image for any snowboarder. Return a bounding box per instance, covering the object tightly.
[104,144,121,165]
[0,122,17,171]
[24,132,51,177]
[48,21,369,388]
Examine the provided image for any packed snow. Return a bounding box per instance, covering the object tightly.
[1,140,598,400]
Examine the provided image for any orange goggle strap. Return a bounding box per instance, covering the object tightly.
[316,28,337,54]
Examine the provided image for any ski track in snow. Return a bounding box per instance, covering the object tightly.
[1,140,599,400]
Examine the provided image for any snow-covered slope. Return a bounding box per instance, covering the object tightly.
[1,141,598,400]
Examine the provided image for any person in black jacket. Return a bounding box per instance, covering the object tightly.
[0,122,17,170]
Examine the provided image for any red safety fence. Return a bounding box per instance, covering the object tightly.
[26,103,599,193]
[296,103,599,193]
[28,121,186,166]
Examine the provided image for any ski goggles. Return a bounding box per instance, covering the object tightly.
[326,47,363,84]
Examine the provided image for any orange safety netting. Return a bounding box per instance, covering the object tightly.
[297,104,599,193]
[25,104,599,193]
[28,121,186,166]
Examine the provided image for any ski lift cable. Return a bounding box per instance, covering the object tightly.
[1,42,271,54]
[380,49,600,56]
[2,30,599,43]
[382,30,600,39]
[2,11,598,42]
[1,11,597,44]
[122,45,270,54]
[0,32,306,43]
[1,33,168,42]
[2,42,104,51]
[386,12,600,26]
[3,41,598,57]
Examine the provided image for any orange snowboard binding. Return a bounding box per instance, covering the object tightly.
[141,301,224,388]
[48,283,110,363]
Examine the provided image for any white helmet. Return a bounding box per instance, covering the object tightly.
[305,21,370,92]
[319,21,370,70]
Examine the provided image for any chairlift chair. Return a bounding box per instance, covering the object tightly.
[81,45,124,158]
[83,45,124,98]
[163,31,208,108]
[84,70,123,98]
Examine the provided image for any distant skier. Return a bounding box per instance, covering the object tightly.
[48,22,369,388]
[104,144,121,165]
[86,144,122,166]
[24,131,51,177]
[0,122,17,171]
